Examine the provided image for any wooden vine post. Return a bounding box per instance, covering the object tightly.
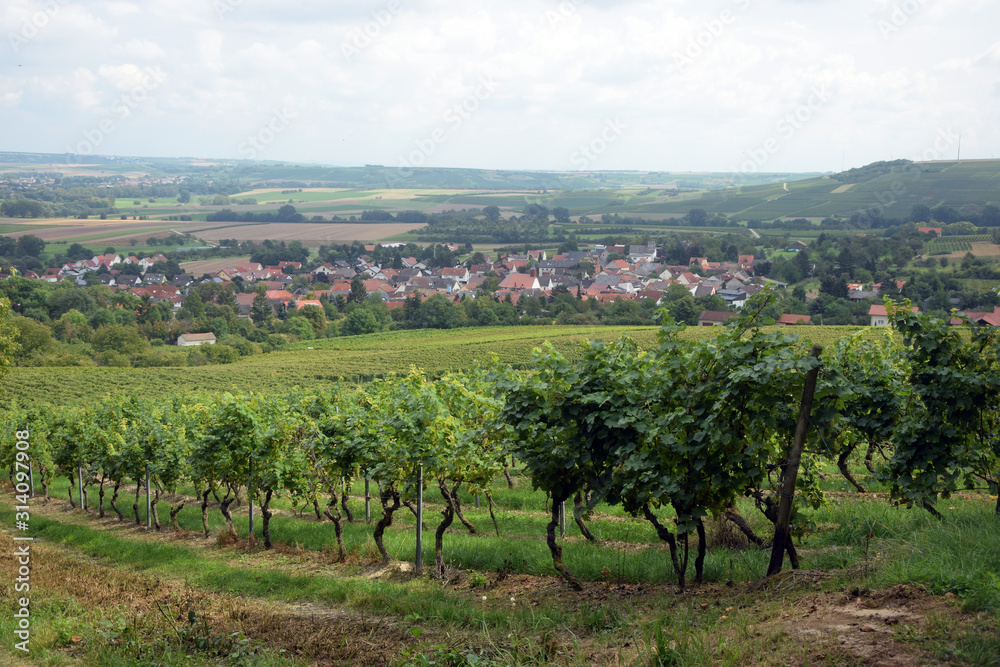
[249,458,254,538]
[415,465,423,573]
[767,344,823,577]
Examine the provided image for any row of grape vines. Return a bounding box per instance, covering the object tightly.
[3,298,998,588]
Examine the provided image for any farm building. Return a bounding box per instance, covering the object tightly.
[697,310,738,326]
[177,333,217,347]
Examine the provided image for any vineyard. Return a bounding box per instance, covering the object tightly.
[924,235,994,256]
[2,324,886,409]
[2,299,999,665]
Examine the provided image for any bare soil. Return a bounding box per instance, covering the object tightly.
[192,222,426,244]
[178,256,252,275]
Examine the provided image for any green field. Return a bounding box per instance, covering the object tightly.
[113,197,182,209]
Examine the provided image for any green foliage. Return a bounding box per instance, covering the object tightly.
[878,303,1000,514]
[0,297,20,382]
[91,324,146,355]
[9,315,54,359]
[341,305,388,336]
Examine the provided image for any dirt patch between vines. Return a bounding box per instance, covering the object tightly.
[766,585,955,666]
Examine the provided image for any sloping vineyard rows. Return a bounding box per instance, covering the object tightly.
[3,298,998,588]
[925,235,993,255]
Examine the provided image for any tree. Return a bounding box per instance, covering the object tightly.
[10,317,56,358]
[688,208,708,226]
[0,236,16,259]
[910,204,932,223]
[483,206,500,222]
[251,287,271,325]
[552,207,571,223]
[931,205,959,224]
[298,305,327,337]
[348,277,367,304]
[91,324,145,355]
[820,276,848,299]
[980,204,1000,227]
[48,287,97,318]
[179,291,205,320]
[667,295,699,326]
[66,243,90,261]
[15,235,46,259]
[279,315,315,340]
[414,294,466,329]
[341,307,381,336]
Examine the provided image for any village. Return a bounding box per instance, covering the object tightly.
[8,236,993,340]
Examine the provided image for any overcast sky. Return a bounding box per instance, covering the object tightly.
[2,0,997,174]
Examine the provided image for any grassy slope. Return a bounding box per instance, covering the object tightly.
[630,160,1000,220]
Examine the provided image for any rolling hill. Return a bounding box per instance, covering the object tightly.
[624,159,1000,221]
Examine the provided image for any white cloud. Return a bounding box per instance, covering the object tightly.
[0,90,23,106]
[2,0,998,170]
[113,38,166,59]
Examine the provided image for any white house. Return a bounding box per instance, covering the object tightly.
[177,333,217,346]
[869,304,918,326]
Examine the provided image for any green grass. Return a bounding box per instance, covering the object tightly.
[0,223,47,234]
[8,450,1000,666]
[42,242,208,262]
[34,457,1000,615]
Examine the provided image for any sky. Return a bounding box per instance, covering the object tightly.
[1,0,998,174]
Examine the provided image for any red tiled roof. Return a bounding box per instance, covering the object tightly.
[869,304,919,316]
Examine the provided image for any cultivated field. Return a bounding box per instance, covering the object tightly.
[2,325,890,409]
[191,222,427,244]
[178,256,253,274]
[0,217,428,246]
[0,218,207,243]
